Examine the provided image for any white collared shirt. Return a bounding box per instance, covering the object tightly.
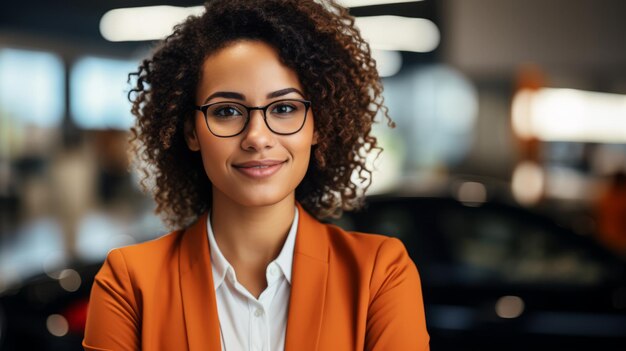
[207,207,298,351]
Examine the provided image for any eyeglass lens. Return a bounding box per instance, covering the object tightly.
[204,100,307,137]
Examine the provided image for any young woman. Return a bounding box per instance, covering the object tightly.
[83,0,429,350]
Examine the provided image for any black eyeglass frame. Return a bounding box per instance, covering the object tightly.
[194,98,312,138]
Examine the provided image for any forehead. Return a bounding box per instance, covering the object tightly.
[197,40,303,101]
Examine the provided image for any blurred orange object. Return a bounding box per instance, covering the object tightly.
[596,171,626,257]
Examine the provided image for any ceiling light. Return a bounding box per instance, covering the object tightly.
[355,16,439,52]
[371,49,403,77]
[512,88,626,143]
[101,7,439,53]
[100,6,204,42]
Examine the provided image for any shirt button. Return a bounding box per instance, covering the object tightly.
[254,308,263,317]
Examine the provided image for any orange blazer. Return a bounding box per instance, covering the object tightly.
[83,203,430,350]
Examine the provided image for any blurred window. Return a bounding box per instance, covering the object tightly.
[381,64,478,170]
[70,56,137,130]
[0,48,65,127]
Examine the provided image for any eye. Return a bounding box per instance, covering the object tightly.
[209,104,244,119]
[271,103,297,114]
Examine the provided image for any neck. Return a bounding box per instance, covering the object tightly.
[210,190,296,269]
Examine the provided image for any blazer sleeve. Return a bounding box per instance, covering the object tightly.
[83,249,141,351]
[365,237,430,351]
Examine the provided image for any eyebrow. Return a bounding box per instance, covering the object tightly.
[203,91,245,103]
[202,87,305,104]
[267,87,305,99]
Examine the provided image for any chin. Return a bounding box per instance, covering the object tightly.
[228,186,295,209]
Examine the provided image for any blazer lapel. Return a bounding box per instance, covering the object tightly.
[285,203,330,351]
[179,212,222,351]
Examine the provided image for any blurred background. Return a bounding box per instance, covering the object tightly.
[0,0,625,350]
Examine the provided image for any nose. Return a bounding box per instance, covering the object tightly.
[240,109,275,151]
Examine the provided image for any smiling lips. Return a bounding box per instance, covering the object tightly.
[233,159,286,179]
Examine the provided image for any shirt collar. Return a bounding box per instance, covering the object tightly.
[274,207,298,284]
[207,206,299,290]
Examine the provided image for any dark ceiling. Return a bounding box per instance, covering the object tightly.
[0,0,203,43]
[0,0,438,62]
[2,0,624,85]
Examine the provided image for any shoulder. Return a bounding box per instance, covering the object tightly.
[321,222,413,278]
[297,204,408,262]
[110,229,184,261]
[116,229,185,257]
[323,221,408,259]
[97,229,186,282]
[317,221,420,304]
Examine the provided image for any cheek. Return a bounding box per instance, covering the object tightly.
[288,130,315,176]
[195,133,232,182]
[292,143,312,168]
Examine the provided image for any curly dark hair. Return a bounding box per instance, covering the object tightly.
[129,0,393,229]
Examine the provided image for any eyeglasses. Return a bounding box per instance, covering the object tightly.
[194,99,311,138]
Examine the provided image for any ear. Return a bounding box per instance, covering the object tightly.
[184,118,201,151]
[312,129,319,146]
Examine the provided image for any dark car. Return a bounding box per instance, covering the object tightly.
[331,194,626,350]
